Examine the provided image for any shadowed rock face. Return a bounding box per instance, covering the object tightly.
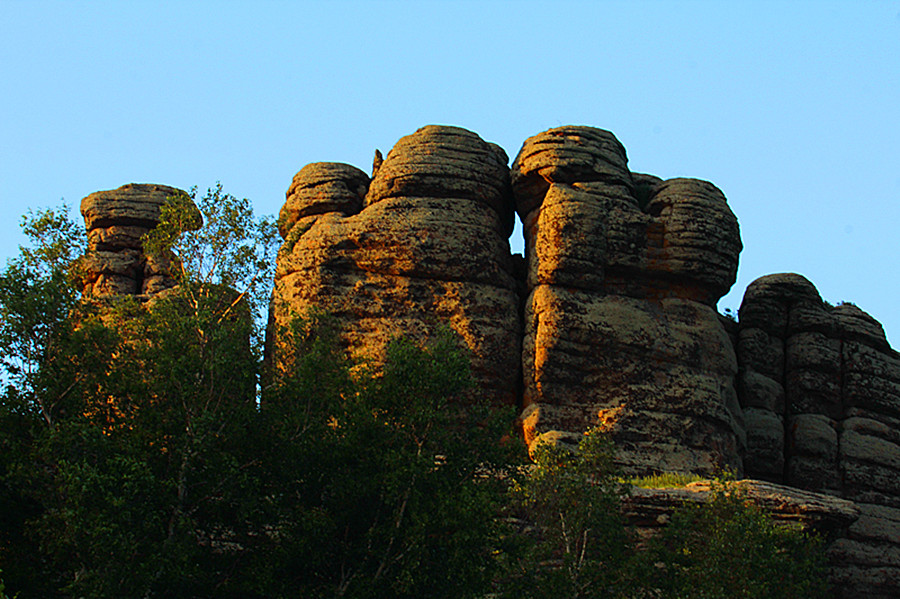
[271,125,521,406]
[737,273,900,597]
[80,183,199,297]
[512,126,744,477]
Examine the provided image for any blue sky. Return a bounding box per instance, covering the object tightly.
[2,0,899,344]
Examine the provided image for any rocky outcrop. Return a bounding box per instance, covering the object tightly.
[624,479,860,541]
[70,124,900,597]
[80,183,199,297]
[737,273,900,598]
[271,126,520,406]
[512,126,744,476]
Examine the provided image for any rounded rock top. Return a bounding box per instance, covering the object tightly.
[81,183,196,231]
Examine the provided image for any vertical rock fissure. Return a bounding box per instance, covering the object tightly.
[781,302,793,485]
[836,334,846,497]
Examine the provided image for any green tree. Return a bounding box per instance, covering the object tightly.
[500,431,634,599]
[0,191,277,598]
[500,432,830,599]
[255,320,520,598]
[143,182,279,347]
[0,204,87,595]
[1,194,521,599]
[0,205,85,426]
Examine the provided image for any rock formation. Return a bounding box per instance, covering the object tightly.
[624,479,860,544]
[737,273,900,597]
[72,124,900,597]
[80,183,198,297]
[511,126,745,477]
[77,183,254,409]
[271,126,521,405]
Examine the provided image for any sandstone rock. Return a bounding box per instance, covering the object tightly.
[830,503,900,599]
[742,407,784,480]
[80,183,199,298]
[81,183,191,230]
[512,126,743,476]
[270,125,520,407]
[737,273,900,497]
[278,163,368,238]
[624,479,859,539]
[737,273,900,597]
[366,125,514,236]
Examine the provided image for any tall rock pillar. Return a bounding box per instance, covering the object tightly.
[737,274,900,596]
[513,126,744,476]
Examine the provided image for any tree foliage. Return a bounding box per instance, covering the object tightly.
[143,182,280,347]
[0,205,85,425]
[255,321,518,598]
[502,432,634,599]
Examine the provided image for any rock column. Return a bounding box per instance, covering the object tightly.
[80,183,195,297]
[737,273,900,597]
[512,126,744,476]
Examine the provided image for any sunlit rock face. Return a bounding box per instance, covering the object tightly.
[511,126,745,477]
[270,125,521,407]
[80,183,197,297]
[737,273,900,597]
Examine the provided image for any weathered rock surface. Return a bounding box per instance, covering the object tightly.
[736,274,900,497]
[80,183,199,297]
[624,479,859,540]
[737,273,900,597]
[271,126,520,405]
[512,126,744,476]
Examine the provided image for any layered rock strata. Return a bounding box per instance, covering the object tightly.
[512,126,744,476]
[80,183,197,297]
[271,125,520,406]
[737,273,900,597]
[624,479,860,543]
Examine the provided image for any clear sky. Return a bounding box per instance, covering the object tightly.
[2,1,898,345]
